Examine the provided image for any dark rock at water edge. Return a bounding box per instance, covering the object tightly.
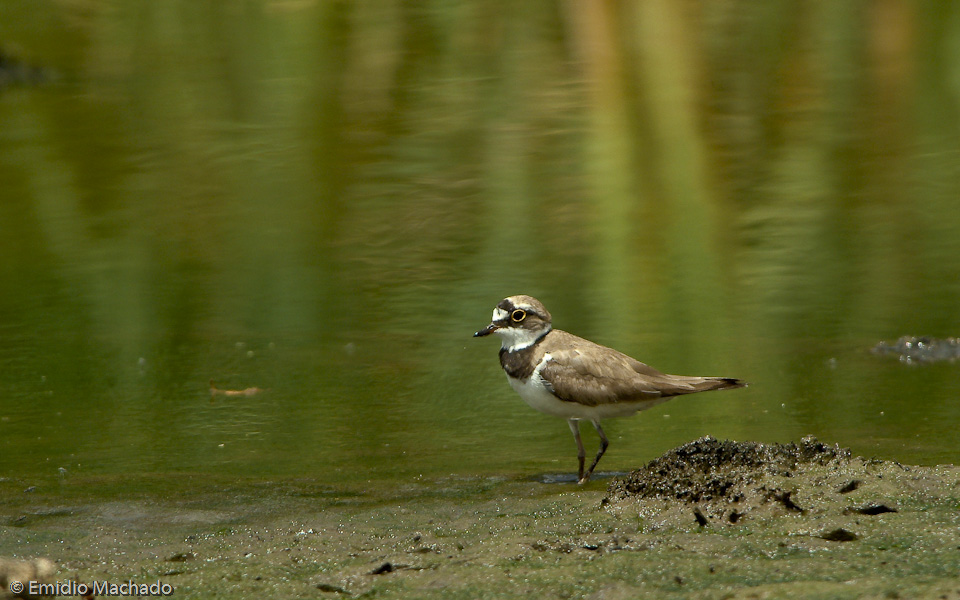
[872,335,960,364]
[0,48,51,89]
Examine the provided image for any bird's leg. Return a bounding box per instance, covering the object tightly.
[567,419,585,483]
[581,420,609,484]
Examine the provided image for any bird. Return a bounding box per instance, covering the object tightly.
[474,295,746,484]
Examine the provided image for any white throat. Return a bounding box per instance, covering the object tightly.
[496,325,550,352]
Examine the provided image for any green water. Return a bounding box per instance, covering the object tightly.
[2,2,959,495]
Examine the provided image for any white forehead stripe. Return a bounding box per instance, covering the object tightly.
[493,307,509,321]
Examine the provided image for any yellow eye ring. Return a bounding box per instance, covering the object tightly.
[511,309,526,322]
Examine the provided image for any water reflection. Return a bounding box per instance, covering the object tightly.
[1,2,959,488]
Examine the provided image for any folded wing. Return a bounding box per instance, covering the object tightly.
[538,331,745,407]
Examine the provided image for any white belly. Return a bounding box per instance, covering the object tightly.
[507,372,586,418]
[506,371,649,421]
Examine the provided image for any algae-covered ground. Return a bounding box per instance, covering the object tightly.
[1,437,958,599]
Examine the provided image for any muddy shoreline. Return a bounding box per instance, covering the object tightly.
[2,437,958,599]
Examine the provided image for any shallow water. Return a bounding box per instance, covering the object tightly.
[1,2,959,500]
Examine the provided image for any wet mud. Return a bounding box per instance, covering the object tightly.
[2,437,958,599]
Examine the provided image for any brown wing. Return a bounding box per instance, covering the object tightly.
[538,330,744,407]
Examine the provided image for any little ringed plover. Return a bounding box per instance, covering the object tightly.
[475,295,746,484]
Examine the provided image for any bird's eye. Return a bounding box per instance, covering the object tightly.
[511,309,526,322]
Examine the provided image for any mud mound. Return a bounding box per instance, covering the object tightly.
[603,436,940,530]
[607,435,848,503]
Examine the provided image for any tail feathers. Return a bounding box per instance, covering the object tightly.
[696,377,747,392]
[658,375,747,397]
